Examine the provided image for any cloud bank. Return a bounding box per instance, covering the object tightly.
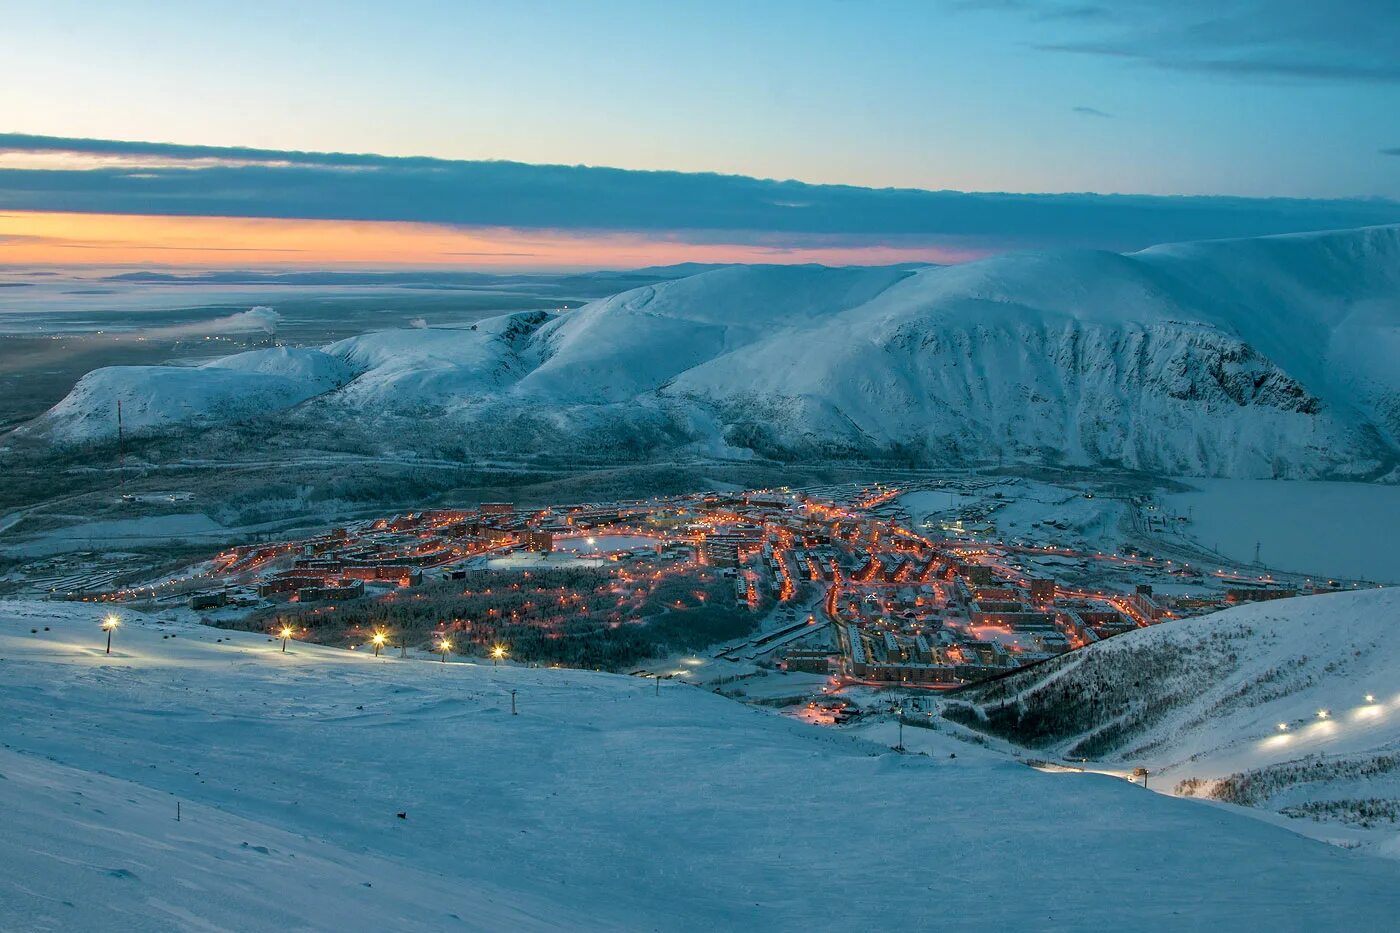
[960,1,1400,84]
[2,133,1399,257]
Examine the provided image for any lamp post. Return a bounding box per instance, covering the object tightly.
[371,630,388,658]
[101,614,120,654]
[491,644,507,666]
[278,624,294,653]
[438,638,452,662]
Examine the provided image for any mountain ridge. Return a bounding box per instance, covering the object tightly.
[25,225,1400,479]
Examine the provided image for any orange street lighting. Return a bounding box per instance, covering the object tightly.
[491,644,508,666]
[371,630,389,658]
[101,614,121,654]
[438,638,452,662]
[278,624,295,653]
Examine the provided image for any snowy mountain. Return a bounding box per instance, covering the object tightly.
[37,346,354,439]
[27,226,1400,478]
[944,587,1400,853]
[3,598,1399,930]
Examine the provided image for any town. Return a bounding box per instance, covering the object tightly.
[54,478,1363,690]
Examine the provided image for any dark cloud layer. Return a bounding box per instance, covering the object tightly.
[2,134,1399,253]
[961,0,1400,84]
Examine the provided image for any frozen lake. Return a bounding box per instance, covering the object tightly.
[1164,479,1400,583]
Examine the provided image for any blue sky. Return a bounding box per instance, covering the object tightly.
[1,0,1398,267]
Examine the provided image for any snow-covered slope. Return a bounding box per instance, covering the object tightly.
[36,346,353,438]
[945,587,1400,851]
[28,226,1400,478]
[2,599,1398,930]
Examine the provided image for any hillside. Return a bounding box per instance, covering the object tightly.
[944,587,1400,851]
[2,598,1399,930]
[25,226,1400,478]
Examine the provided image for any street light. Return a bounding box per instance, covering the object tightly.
[438,638,452,662]
[278,624,295,653]
[101,614,120,654]
[491,644,508,666]
[371,630,388,658]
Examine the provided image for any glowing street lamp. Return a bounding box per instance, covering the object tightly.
[371,630,389,658]
[1277,722,1289,732]
[1365,694,1376,704]
[101,614,120,654]
[438,638,452,662]
[491,644,508,666]
[278,624,295,653]
[1317,709,1330,720]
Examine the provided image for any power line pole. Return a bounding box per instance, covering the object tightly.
[117,399,125,498]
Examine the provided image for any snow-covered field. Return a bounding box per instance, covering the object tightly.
[10,512,229,557]
[1163,479,1400,583]
[3,599,1399,930]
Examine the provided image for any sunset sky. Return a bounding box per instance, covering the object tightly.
[3,0,1399,269]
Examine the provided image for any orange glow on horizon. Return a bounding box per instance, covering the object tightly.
[0,210,987,269]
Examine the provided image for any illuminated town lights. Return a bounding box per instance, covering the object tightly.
[101,614,121,654]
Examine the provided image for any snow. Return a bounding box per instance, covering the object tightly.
[11,513,227,556]
[1162,479,1400,583]
[552,534,660,554]
[35,347,350,439]
[26,225,1400,478]
[949,587,1400,853]
[2,598,1399,929]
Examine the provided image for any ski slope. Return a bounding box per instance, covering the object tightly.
[2,599,1399,930]
[947,587,1400,852]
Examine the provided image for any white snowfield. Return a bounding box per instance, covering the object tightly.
[950,587,1400,850]
[29,224,1400,477]
[2,600,1399,931]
